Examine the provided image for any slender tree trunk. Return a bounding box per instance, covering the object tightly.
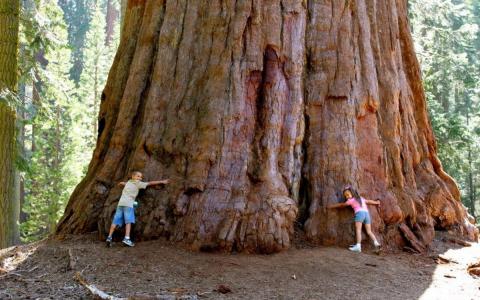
[30,77,41,199]
[105,0,119,46]
[93,56,98,143]
[0,0,20,248]
[31,61,45,153]
[465,103,476,218]
[18,83,27,224]
[48,105,62,233]
[57,0,478,253]
[467,148,476,218]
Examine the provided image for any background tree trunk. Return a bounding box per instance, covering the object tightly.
[105,0,119,46]
[0,0,20,249]
[57,0,478,253]
[18,84,27,224]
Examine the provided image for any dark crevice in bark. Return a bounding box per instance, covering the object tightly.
[297,175,311,228]
[326,95,348,101]
[242,17,251,56]
[97,117,105,140]
[297,97,311,228]
[245,69,262,183]
[248,62,267,182]
[142,141,152,156]
[184,187,202,196]
[172,1,189,82]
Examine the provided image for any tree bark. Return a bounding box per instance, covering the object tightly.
[120,0,128,32]
[0,0,20,249]
[57,0,478,253]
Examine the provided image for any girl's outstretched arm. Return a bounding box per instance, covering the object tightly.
[328,203,349,209]
[365,199,381,205]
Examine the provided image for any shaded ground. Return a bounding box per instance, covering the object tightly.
[1,232,479,299]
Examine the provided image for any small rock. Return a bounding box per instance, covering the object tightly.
[216,284,231,294]
[291,274,297,280]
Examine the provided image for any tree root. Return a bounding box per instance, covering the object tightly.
[399,223,426,253]
[442,237,472,247]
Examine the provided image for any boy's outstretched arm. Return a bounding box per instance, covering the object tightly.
[147,179,170,186]
[118,182,126,186]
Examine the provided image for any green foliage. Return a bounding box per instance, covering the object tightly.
[18,0,120,242]
[76,4,118,152]
[19,0,76,242]
[58,0,93,83]
[410,0,480,219]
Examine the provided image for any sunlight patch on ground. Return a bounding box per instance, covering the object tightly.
[1,245,39,272]
[420,242,480,300]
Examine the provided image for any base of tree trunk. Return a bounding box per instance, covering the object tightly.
[57,0,477,253]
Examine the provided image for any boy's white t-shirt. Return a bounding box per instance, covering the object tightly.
[118,180,148,207]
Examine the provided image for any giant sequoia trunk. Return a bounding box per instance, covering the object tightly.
[57,0,478,253]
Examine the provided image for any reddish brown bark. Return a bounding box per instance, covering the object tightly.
[57,0,478,253]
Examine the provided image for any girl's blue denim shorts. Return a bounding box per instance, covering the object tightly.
[112,206,135,225]
[354,210,371,224]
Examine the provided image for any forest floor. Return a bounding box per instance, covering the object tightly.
[0,231,479,300]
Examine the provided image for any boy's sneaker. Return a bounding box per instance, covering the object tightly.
[106,236,113,248]
[373,242,382,254]
[122,238,135,247]
[348,244,361,253]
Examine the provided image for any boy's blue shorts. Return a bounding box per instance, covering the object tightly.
[112,206,135,225]
[354,211,371,224]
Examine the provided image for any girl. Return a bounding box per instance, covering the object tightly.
[328,185,381,253]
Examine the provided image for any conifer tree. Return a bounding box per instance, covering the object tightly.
[410,0,480,219]
[77,3,118,152]
[19,0,76,241]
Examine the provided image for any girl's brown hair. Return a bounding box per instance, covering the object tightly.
[342,185,362,207]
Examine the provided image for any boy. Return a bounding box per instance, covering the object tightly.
[106,171,169,247]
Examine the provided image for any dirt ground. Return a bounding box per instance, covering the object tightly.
[1,232,479,300]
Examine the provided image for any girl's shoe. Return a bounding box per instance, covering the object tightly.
[122,238,135,247]
[348,244,361,252]
[373,241,381,254]
[106,236,113,247]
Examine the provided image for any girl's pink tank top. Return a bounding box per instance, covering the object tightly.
[346,197,368,213]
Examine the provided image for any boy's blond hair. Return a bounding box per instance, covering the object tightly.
[131,170,142,177]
